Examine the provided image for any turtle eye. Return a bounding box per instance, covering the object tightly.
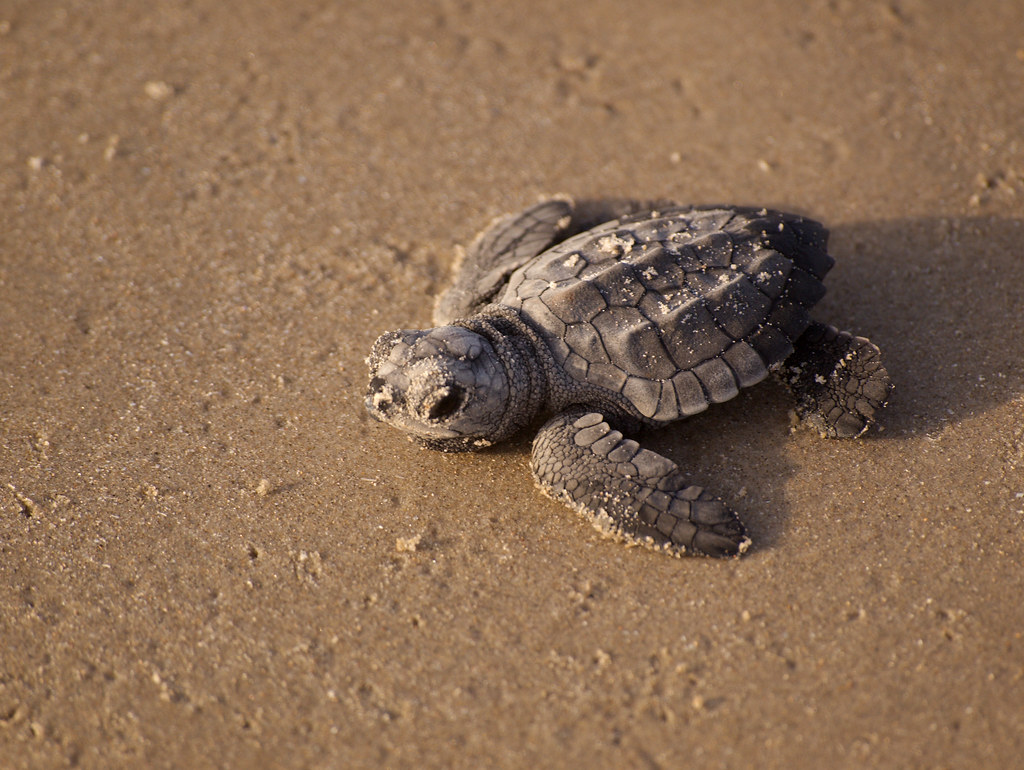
[426,385,465,421]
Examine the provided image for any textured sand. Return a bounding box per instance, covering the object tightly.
[2,1,1023,768]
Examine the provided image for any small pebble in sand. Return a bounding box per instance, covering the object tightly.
[103,135,120,161]
[144,80,174,100]
[395,534,422,553]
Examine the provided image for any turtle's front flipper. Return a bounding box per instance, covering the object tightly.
[781,321,892,438]
[434,198,575,324]
[433,197,678,324]
[531,410,749,557]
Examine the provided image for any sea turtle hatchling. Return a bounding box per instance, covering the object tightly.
[365,198,892,557]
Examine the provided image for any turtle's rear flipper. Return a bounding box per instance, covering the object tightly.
[531,409,749,557]
[781,322,892,438]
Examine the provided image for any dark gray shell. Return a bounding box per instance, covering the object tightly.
[499,207,834,422]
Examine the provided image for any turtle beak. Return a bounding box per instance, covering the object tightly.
[366,376,402,421]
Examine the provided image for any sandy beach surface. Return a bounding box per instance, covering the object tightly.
[2,1,1023,767]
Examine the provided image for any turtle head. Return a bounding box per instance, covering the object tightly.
[365,326,511,451]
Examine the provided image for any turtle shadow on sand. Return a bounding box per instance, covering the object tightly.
[640,214,1024,551]
[828,216,1024,439]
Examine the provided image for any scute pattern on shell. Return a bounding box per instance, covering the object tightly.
[500,206,832,422]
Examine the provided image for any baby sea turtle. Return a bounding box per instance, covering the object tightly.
[365,198,891,557]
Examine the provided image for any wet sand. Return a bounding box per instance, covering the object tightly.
[2,1,1023,767]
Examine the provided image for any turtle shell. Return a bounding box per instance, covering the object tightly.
[499,206,834,422]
